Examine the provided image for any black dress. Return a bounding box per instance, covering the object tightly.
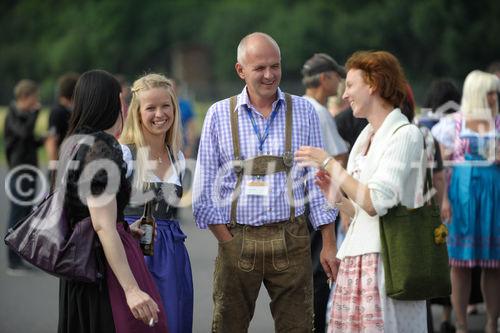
[58,130,131,333]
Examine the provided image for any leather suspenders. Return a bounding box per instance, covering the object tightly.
[229,94,295,225]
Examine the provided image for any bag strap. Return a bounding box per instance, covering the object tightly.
[392,124,436,206]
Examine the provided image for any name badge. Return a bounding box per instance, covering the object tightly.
[245,180,269,196]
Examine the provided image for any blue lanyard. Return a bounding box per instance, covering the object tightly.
[245,102,280,152]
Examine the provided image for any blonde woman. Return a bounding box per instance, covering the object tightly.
[59,70,166,333]
[120,73,194,333]
[432,70,500,333]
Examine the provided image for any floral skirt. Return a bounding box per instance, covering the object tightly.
[328,254,383,332]
[328,253,426,333]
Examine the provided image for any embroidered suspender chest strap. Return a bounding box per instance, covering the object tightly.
[229,94,295,225]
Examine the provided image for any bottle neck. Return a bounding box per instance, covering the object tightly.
[142,201,153,220]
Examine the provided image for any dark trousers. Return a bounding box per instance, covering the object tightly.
[211,215,314,333]
[6,169,37,268]
[308,223,330,333]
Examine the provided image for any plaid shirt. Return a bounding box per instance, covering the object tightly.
[192,87,338,229]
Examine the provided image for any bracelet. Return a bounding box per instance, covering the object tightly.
[334,197,344,207]
[326,196,344,210]
[321,156,334,170]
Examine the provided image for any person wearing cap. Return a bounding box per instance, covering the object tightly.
[302,53,349,164]
[301,53,349,332]
[193,32,339,332]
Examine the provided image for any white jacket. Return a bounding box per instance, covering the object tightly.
[337,109,426,259]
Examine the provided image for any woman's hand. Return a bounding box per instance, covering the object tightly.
[440,196,452,223]
[129,219,145,240]
[340,211,351,233]
[125,286,160,326]
[295,146,330,169]
[130,219,158,241]
[315,169,343,204]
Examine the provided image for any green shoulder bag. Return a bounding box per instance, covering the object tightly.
[379,126,451,301]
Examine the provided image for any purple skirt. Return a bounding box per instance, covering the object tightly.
[106,222,169,333]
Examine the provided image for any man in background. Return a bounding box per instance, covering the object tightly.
[173,77,199,159]
[46,72,79,184]
[4,79,44,274]
[302,53,348,164]
[301,53,348,332]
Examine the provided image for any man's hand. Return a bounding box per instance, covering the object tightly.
[319,223,339,282]
[208,224,234,243]
[320,242,339,283]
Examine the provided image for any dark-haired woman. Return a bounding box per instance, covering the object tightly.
[57,70,168,333]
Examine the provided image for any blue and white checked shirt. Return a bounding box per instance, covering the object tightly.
[192,87,338,229]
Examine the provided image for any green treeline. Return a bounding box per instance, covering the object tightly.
[1,0,499,103]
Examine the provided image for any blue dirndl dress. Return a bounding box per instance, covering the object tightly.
[124,215,194,333]
[447,125,500,268]
[122,144,194,333]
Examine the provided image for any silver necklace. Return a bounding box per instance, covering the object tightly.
[152,150,164,164]
[153,147,169,164]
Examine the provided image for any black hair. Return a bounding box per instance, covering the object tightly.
[67,70,121,136]
[58,72,79,99]
[423,79,461,114]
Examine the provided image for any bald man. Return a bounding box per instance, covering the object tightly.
[193,32,339,332]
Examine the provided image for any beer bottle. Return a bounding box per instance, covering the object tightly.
[139,201,155,256]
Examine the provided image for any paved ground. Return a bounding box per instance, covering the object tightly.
[0,168,274,333]
[0,168,492,332]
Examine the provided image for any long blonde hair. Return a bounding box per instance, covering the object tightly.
[461,70,500,120]
[120,73,182,189]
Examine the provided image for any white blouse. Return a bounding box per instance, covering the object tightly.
[120,144,185,186]
[337,109,426,259]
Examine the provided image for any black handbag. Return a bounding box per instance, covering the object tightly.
[4,143,102,283]
[379,127,451,300]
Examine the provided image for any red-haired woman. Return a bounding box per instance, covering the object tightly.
[296,51,427,332]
